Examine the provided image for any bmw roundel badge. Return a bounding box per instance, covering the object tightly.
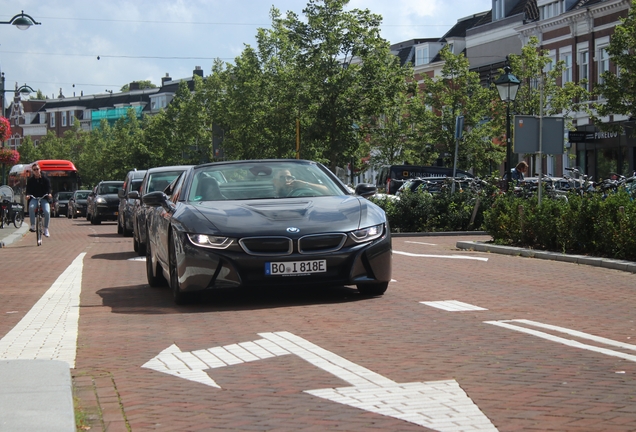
[286,227,300,233]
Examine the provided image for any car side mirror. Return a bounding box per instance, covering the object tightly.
[118,189,125,199]
[142,191,166,207]
[354,183,377,198]
[128,191,140,200]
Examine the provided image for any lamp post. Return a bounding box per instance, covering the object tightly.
[494,65,521,191]
[0,10,41,30]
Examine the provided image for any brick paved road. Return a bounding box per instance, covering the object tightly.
[1,218,635,431]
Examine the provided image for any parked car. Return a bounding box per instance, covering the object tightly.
[68,190,92,218]
[85,186,97,221]
[129,165,193,256]
[118,169,147,237]
[88,181,124,225]
[52,191,74,217]
[142,159,391,304]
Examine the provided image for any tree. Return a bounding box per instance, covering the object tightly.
[414,47,498,176]
[120,80,157,92]
[281,0,412,171]
[18,136,39,163]
[593,1,636,120]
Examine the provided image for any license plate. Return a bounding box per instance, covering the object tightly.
[265,260,327,275]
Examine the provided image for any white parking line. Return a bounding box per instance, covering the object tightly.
[421,300,488,312]
[394,250,488,261]
[404,241,437,246]
[0,253,85,368]
[486,320,636,362]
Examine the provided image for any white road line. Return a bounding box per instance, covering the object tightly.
[394,250,488,261]
[421,300,488,312]
[486,320,636,362]
[0,253,85,368]
[404,241,437,246]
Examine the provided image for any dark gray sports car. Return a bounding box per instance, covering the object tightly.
[143,159,392,304]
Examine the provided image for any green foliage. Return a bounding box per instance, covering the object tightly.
[414,48,500,176]
[593,1,636,121]
[484,189,636,260]
[120,80,157,92]
[370,181,498,232]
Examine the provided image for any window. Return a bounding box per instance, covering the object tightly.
[50,112,55,127]
[540,1,561,20]
[415,45,429,66]
[579,50,589,90]
[61,111,67,127]
[598,46,609,84]
[494,0,505,20]
[561,52,572,84]
[69,110,75,125]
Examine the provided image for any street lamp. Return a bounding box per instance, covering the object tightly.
[0,10,41,30]
[494,65,521,191]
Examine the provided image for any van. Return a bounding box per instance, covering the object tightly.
[376,165,473,194]
[118,169,147,236]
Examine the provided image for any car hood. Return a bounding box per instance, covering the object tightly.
[187,196,386,237]
[96,194,119,203]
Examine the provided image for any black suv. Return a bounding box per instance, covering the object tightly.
[89,181,124,225]
[118,169,147,237]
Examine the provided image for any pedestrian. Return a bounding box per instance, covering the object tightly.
[504,161,528,182]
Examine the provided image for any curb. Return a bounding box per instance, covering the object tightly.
[456,240,636,274]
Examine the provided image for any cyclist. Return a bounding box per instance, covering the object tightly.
[25,163,52,237]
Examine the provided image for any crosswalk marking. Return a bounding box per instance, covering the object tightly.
[394,250,488,261]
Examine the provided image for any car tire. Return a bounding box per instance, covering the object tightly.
[356,282,389,296]
[91,216,101,225]
[169,233,195,305]
[146,241,167,287]
[133,235,139,253]
[117,218,123,234]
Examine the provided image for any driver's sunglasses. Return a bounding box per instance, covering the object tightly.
[32,167,40,171]
[278,175,295,182]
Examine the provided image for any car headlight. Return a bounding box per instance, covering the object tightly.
[96,197,107,204]
[187,234,234,249]
[349,223,384,243]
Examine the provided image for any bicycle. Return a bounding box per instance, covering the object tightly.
[29,195,49,246]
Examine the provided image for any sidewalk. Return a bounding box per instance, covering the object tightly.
[0,221,76,432]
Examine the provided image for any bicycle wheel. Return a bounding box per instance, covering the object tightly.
[0,210,5,229]
[36,213,42,246]
[13,211,23,228]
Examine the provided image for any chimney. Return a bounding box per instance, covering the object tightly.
[193,66,203,78]
[129,81,140,91]
[161,73,171,85]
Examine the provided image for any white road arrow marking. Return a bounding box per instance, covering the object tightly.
[142,331,497,431]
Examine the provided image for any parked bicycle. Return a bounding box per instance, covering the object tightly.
[0,199,24,229]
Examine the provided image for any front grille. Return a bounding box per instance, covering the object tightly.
[298,234,346,254]
[239,237,292,256]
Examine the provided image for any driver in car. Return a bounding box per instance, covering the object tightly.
[273,168,329,197]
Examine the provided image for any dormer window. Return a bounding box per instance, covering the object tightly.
[493,0,505,20]
[415,45,429,66]
[540,1,562,20]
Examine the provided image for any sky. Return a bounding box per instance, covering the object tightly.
[0,0,492,102]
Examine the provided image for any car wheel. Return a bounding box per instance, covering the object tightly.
[146,240,167,287]
[91,216,101,225]
[356,282,389,296]
[133,234,139,253]
[72,212,77,219]
[169,233,195,305]
[117,217,123,234]
[123,217,133,237]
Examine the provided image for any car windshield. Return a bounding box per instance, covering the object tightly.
[58,192,73,200]
[131,179,143,192]
[147,171,184,193]
[188,161,344,201]
[75,192,89,199]
[99,184,123,194]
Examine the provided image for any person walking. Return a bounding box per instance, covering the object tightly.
[25,163,52,237]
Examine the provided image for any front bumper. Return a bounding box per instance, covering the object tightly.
[174,230,392,293]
